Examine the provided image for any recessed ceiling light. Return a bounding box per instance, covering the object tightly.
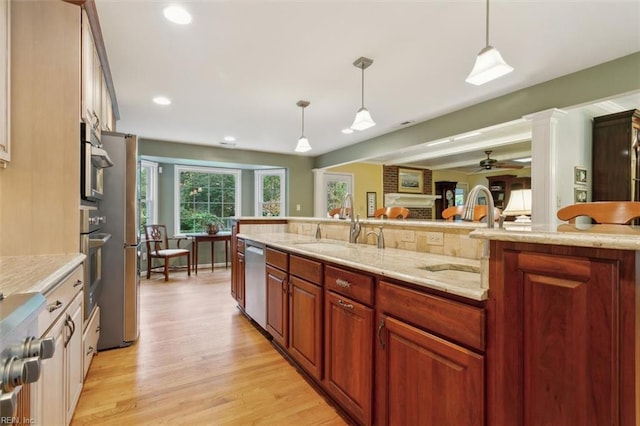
[514,157,532,163]
[163,5,192,25]
[223,136,236,142]
[153,96,171,105]
[453,132,481,141]
[341,128,354,134]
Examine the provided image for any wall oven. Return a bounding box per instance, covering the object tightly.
[80,122,113,203]
[80,207,111,320]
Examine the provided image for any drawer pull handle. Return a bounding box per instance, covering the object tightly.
[86,346,94,356]
[48,301,63,312]
[337,299,354,310]
[96,326,101,333]
[378,318,386,349]
[336,278,352,288]
[73,279,83,288]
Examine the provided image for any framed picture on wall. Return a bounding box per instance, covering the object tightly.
[574,187,588,203]
[366,192,376,217]
[574,166,587,185]
[398,168,423,193]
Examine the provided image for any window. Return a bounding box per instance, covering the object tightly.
[139,160,158,233]
[324,173,352,214]
[174,166,241,234]
[255,169,286,216]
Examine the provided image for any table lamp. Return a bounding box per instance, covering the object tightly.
[503,189,532,223]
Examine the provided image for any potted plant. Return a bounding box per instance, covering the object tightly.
[194,212,223,234]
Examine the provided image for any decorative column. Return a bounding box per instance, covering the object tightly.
[312,168,325,218]
[524,108,567,226]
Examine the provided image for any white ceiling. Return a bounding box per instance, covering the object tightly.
[95,0,640,160]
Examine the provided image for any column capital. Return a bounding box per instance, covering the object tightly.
[523,108,568,122]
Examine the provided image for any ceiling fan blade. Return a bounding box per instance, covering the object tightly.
[494,162,524,169]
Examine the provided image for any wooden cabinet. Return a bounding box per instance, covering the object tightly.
[34,265,84,426]
[434,181,457,219]
[486,174,530,210]
[0,0,10,165]
[324,284,373,425]
[288,255,323,380]
[488,241,639,425]
[376,280,485,426]
[592,109,640,201]
[82,306,100,379]
[265,263,288,347]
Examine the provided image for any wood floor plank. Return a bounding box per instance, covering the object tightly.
[71,270,347,425]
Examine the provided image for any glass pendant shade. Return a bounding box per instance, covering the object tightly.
[465,45,514,85]
[351,107,376,131]
[295,136,311,153]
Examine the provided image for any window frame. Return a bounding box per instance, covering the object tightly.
[322,172,353,215]
[254,169,286,217]
[173,165,242,236]
[139,160,158,231]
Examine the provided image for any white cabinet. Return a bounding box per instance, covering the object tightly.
[81,8,94,130]
[82,306,100,378]
[33,266,84,426]
[0,0,10,165]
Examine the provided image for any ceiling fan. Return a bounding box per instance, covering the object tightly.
[478,150,524,171]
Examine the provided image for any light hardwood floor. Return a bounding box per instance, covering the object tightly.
[71,269,347,425]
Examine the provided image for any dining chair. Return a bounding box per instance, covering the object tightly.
[557,201,640,224]
[328,207,351,218]
[442,205,501,222]
[144,224,191,281]
[374,207,410,219]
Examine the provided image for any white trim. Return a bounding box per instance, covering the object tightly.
[322,172,353,216]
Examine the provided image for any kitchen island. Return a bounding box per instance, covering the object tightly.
[232,217,640,425]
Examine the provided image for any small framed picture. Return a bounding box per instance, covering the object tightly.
[366,192,377,217]
[574,167,587,185]
[574,187,588,203]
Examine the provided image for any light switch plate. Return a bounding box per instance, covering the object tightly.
[400,230,415,242]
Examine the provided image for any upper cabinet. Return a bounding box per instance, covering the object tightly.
[81,7,114,140]
[0,0,10,166]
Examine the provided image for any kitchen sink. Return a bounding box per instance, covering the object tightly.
[420,263,481,274]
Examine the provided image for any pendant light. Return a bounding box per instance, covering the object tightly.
[465,0,513,86]
[295,100,311,153]
[351,57,376,131]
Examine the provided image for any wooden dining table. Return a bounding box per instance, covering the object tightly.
[184,231,232,274]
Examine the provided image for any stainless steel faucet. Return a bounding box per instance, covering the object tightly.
[463,185,495,228]
[315,223,321,239]
[366,226,385,248]
[341,193,361,243]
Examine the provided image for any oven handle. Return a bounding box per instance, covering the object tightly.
[89,233,112,249]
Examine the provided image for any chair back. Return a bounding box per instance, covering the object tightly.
[442,205,501,222]
[374,207,410,219]
[145,224,169,252]
[557,201,640,224]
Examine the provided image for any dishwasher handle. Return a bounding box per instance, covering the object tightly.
[246,246,264,256]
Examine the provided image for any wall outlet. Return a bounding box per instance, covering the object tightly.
[296,204,301,211]
[142,252,147,261]
[426,232,444,246]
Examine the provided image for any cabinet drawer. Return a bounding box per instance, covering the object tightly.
[325,265,374,306]
[38,265,84,336]
[83,306,100,379]
[266,247,288,271]
[378,280,485,352]
[237,238,245,254]
[290,255,322,285]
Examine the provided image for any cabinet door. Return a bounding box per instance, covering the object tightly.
[82,305,100,379]
[34,313,66,425]
[91,48,102,139]
[236,252,245,308]
[376,314,484,426]
[81,9,94,124]
[324,291,373,425]
[265,264,288,348]
[289,276,323,381]
[66,293,84,423]
[490,246,627,425]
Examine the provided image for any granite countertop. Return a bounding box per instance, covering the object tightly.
[237,232,487,301]
[471,223,640,250]
[0,253,85,297]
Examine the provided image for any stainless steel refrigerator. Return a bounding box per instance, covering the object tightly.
[98,131,140,350]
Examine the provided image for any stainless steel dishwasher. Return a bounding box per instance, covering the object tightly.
[244,240,266,329]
